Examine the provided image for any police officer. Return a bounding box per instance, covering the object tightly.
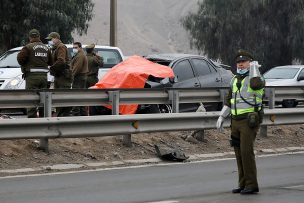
[17,29,52,118]
[45,32,72,117]
[70,42,88,116]
[85,44,104,87]
[216,50,265,195]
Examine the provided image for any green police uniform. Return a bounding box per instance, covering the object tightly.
[47,32,72,117]
[71,48,88,116]
[227,74,264,190]
[86,44,104,87]
[225,51,265,193]
[17,29,52,118]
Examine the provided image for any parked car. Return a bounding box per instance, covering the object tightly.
[91,55,175,115]
[264,65,304,107]
[0,45,124,90]
[145,54,233,112]
[92,54,233,115]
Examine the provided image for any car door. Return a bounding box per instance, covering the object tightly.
[171,59,200,112]
[171,59,200,88]
[190,58,222,87]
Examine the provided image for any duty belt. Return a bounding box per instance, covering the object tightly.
[30,68,49,73]
[231,113,248,120]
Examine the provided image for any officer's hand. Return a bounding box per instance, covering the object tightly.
[216,116,224,133]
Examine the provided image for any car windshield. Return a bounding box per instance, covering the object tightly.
[0,50,20,68]
[264,67,300,79]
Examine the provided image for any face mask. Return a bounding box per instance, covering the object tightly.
[48,41,54,46]
[237,68,249,75]
[73,48,78,54]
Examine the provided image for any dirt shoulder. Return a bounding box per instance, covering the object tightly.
[1,125,304,170]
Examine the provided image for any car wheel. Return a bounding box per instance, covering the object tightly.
[282,99,298,108]
[138,104,172,114]
[22,108,27,115]
[157,104,172,113]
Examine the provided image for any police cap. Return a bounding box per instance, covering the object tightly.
[29,29,40,38]
[45,32,60,40]
[235,49,253,63]
[85,44,95,49]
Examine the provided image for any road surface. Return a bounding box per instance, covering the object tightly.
[0,152,303,203]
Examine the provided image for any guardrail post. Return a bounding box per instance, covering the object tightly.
[169,90,179,113]
[39,91,52,152]
[260,88,275,137]
[109,91,120,115]
[109,91,132,147]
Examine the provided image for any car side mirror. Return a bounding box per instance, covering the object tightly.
[160,77,173,87]
[169,76,178,83]
[297,75,304,81]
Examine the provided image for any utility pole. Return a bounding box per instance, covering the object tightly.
[110,0,117,47]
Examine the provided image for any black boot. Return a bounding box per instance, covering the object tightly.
[240,188,259,195]
[232,187,244,193]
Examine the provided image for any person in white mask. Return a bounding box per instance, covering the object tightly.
[70,42,88,116]
[46,32,72,117]
[216,50,265,195]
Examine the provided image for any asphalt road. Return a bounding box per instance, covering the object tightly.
[0,153,303,203]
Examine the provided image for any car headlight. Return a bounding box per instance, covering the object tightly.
[4,77,23,89]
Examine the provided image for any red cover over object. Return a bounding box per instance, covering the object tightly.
[92,55,175,114]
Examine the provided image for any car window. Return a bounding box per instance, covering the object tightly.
[298,69,304,78]
[191,58,213,76]
[173,60,195,81]
[69,48,123,68]
[264,67,300,79]
[298,69,304,76]
[96,49,122,68]
[0,51,20,68]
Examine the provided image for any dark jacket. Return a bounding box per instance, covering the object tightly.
[71,49,88,77]
[17,38,52,73]
[50,41,69,75]
[87,53,103,76]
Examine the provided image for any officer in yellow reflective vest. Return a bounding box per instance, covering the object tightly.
[216,50,265,195]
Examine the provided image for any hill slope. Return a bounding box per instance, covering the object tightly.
[73,0,200,56]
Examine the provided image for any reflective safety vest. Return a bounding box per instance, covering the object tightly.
[230,76,264,115]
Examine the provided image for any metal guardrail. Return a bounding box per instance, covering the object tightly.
[0,88,226,109]
[1,86,304,151]
[0,86,304,109]
[0,108,304,140]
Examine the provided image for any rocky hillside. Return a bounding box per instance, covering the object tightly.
[73,0,200,56]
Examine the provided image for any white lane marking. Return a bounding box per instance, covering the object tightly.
[0,151,304,180]
[283,185,304,189]
[147,201,179,203]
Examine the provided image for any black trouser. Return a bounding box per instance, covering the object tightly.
[54,75,72,117]
[71,74,87,116]
[87,75,98,88]
[231,118,259,190]
[25,73,48,118]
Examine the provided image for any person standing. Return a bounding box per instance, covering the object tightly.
[216,50,265,195]
[85,44,104,88]
[17,29,52,118]
[46,32,72,117]
[70,42,88,116]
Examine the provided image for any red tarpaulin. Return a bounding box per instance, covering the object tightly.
[92,55,175,114]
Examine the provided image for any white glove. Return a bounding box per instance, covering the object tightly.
[216,116,224,133]
[249,61,262,79]
[216,105,231,133]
